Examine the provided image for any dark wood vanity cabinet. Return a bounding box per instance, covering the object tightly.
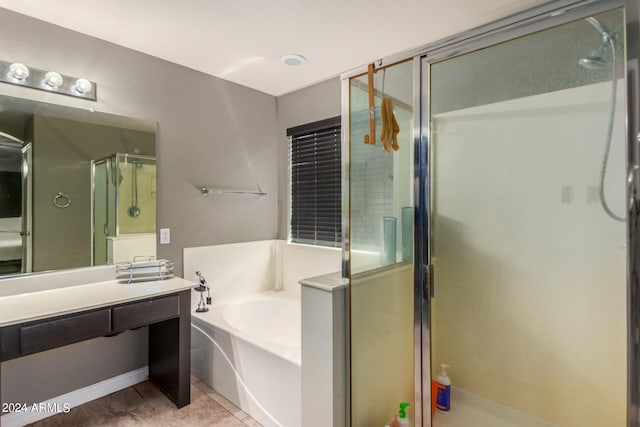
[0,290,191,409]
[112,294,180,332]
[20,308,112,355]
[0,307,113,361]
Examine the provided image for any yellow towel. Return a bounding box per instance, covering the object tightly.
[380,97,400,153]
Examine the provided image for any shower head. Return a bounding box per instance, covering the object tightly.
[579,17,618,69]
[579,48,606,69]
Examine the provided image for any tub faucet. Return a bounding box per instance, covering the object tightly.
[195,271,212,313]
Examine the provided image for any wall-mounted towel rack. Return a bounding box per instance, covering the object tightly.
[199,185,267,197]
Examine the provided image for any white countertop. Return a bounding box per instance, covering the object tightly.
[299,271,348,292]
[0,277,195,327]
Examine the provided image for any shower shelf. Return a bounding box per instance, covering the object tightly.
[116,259,175,284]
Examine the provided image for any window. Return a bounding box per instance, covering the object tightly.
[287,116,341,247]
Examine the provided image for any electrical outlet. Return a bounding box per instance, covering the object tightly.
[587,186,599,204]
[160,228,170,244]
[561,185,574,204]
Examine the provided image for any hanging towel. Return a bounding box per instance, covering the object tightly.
[380,97,400,153]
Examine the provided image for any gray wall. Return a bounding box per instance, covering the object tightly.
[0,8,280,278]
[0,7,279,407]
[276,78,342,239]
[0,6,341,411]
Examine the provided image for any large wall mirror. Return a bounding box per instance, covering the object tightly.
[0,94,157,278]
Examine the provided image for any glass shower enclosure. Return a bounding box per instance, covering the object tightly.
[347,59,416,426]
[345,1,640,426]
[421,4,631,427]
[92,153,156,265]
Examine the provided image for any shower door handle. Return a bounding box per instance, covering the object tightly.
[629,164,640,206]
[423,264,435,299]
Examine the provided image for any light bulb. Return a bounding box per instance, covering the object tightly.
[42,71,63,89]
[7,63,30,81]
[73,78,92,95]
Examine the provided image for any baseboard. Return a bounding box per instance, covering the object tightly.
[1,366,148,427]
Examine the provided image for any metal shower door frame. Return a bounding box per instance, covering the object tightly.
[414,0,640,425]
[90,157,110,266]
[20,142,32,273]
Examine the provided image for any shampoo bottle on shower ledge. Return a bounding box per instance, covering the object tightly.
[388,402,411,427]
[398,402,411,426]
[436,364,451,412]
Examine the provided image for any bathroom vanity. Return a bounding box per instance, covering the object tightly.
[0,275,193,411]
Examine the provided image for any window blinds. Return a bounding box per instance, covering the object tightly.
[287,116,341,247]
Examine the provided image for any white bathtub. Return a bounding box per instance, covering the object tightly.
[185,240,341,427]
[191,290,301,427]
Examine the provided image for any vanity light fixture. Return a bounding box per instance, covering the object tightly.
[280,54,306,66]
[42,71,64,90]
[7,63,30,82]
[72,78,92,95]
[0,59,97,101]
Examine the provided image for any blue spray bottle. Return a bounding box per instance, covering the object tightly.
[436,364,451,412]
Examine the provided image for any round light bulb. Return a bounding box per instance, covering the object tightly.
[7,63,30,81]
[73,78,92,95]
[42,71,64,89]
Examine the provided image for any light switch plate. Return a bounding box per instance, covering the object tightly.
[160,228,170,244]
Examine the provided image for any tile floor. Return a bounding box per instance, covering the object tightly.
[26,376,262,426]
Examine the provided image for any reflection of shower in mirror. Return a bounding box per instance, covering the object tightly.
[92,153,157,266]
[0,131,28,276]
[127,159,143,218]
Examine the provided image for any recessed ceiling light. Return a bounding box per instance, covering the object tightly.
[280,54,305,66]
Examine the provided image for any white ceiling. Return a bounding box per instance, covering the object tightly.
[0,0,550,96]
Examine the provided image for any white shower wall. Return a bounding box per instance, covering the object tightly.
[430,81,627,427]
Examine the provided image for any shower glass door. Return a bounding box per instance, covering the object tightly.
[348,59,416,426]
[426,8,626,427]
[92,159,109,265]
